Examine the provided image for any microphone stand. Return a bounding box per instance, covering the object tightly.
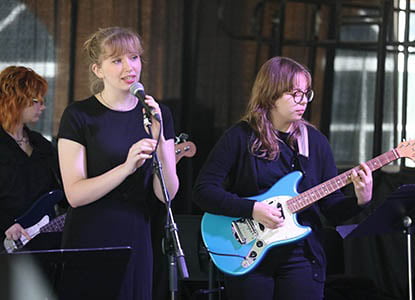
[143,114,189,300]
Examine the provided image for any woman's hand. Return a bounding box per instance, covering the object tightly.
[5,223,30,241]
[350,162,373,206]
[252,201,285,229]
[124,138,157,175]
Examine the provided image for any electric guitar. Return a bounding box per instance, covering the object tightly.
[201,140,415,276]
[3,190,65,253]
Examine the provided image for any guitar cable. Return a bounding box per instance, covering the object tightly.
[203,245,246,259]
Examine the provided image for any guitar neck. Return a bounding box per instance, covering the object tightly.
[40,213,66,233]
[287,148,401,213]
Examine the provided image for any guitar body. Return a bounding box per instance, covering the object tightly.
[201,171,311,276]
[3,190,64,253]
[16,190,63,228]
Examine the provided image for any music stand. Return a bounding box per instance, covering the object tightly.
[175,215,224,299]
[338,184,415,300]
[0,246,131,300]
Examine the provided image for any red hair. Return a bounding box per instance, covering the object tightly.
[0,66,48,132]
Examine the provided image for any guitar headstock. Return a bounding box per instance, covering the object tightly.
[396,140,415,161]
[175,141,197,163]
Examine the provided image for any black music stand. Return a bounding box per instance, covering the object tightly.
[0,246,131,300]
[175,215,224,299]
[338,184,415,300]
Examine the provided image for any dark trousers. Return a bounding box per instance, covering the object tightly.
[224,242,324,300]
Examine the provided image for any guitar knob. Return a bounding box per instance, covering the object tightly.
[249,251,257,258]
[256,241,263,248]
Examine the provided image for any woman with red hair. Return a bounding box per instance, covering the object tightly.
[0,66,61,249]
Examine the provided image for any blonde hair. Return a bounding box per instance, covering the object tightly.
[83,27,144,94]
[242,56,312,160]
[0,66,47,132]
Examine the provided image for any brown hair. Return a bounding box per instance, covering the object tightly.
[83,27,144,94]
[242,56,312,160]
[0,66,48,132]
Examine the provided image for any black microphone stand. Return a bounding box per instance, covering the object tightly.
[143,114,189,300]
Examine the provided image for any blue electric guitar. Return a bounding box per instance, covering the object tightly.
[3,190,65,253]
[201,140,415,276]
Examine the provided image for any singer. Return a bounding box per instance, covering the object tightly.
[57,27,178,300]
[193,57,373,300]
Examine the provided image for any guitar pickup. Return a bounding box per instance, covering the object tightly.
[231,218,258,245]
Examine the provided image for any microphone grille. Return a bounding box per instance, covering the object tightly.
[129,82,145,95]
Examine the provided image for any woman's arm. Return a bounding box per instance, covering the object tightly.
[193,125,256,218]
[58,137,156,207]
[152,137,179,202]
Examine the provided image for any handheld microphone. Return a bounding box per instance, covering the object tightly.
[129,82,161,122]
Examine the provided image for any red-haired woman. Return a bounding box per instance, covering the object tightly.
[0,66,62,249]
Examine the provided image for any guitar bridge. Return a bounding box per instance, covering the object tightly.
[231,218,258,245]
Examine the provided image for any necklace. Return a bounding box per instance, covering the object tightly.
[8,131,29,146]
[15,136,29,146]
[99,92,112,108]
[100,92,137,111]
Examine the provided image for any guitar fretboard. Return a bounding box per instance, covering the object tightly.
[287,148,400,213]
[40,213,66,233]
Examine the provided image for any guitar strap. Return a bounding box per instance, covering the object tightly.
[297,123,309,158]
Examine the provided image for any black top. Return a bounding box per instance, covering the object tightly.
[193,121,363,281]
[0,126,61,240]
[58,95,175,300]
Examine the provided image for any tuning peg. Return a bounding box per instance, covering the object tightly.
[178,133,189,142]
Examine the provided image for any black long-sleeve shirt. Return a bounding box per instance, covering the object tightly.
[0,126,61,241]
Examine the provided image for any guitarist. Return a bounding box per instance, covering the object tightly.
[0,66,64,251]
[193,57,373,300]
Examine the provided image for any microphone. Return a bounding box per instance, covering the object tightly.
[129,82,161,122]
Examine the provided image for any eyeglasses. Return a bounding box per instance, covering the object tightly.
[32,98,45,105]
[286,89,314,104]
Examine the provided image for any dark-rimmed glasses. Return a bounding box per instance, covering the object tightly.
[286,89,314,104]
[32,98,45,105]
